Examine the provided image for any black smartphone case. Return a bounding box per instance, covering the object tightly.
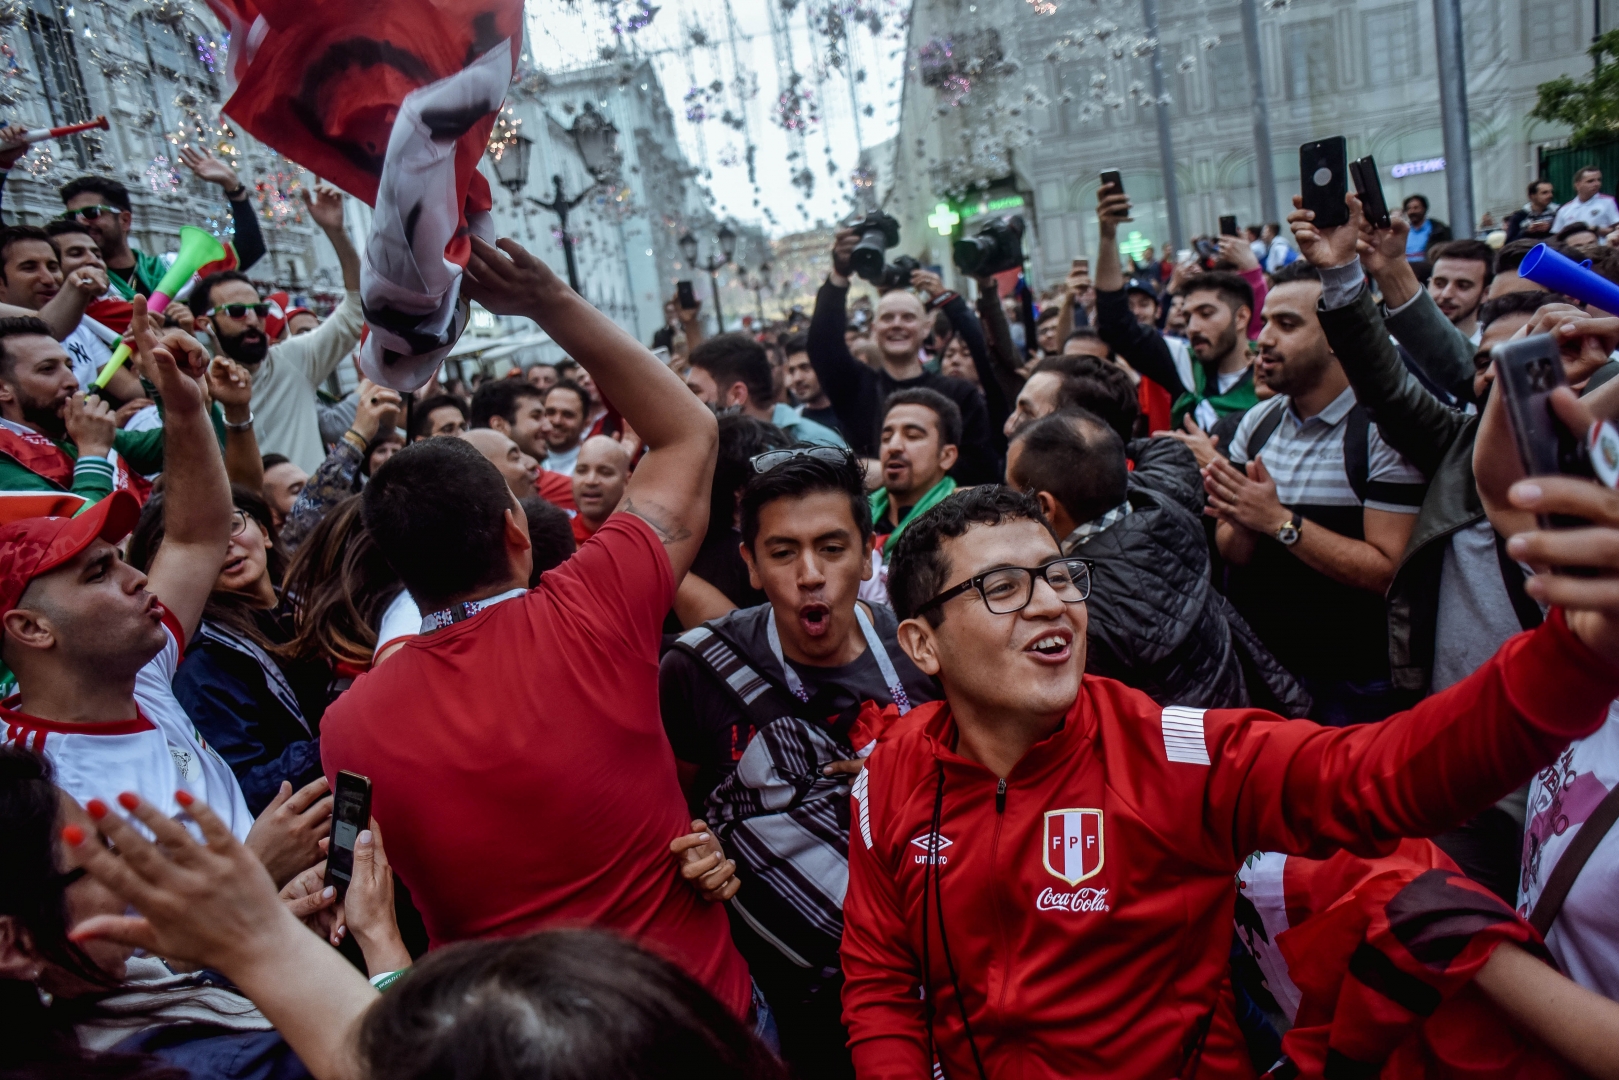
[1300,137,1350,228]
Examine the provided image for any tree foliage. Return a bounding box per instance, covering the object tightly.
[1533,30,1619,147]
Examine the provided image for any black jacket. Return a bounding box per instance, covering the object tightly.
[1073,484,1310,716]
[806,280,1000,484]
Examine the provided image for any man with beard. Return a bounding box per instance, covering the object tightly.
[873,389,959,554]
[1201,261,1427,725]
[189,186,361,474]
[806,230,998,483]
[0,316,160,506]
[1093,184,1259,432]
[1426,239,1494,342]
[659,448,937,1079]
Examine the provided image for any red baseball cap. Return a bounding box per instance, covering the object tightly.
[0,490,141,615]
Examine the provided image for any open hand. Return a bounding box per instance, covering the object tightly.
[300,184,346,232]
[1161,412,1223,470]
[243,776,332,887]
[178,146,241,192]
[670,819,740,903]
[66,790,299,977]
[463,236,569,318]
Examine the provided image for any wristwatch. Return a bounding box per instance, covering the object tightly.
[1274,511,1303,546]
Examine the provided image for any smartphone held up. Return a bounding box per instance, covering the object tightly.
[325,770,373,898]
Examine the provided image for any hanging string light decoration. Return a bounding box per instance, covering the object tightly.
[774,74,818,132]
[487,105,523,160]
[145,154,182,194]
[254,158,307,226]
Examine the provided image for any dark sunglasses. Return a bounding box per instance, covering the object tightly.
[750,445,857,473]
[207,303,270,319]
[58,204,121,222]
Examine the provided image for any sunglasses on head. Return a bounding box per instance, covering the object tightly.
[750,445,857,473]
[207,303,270,319]
[58,204,121,223]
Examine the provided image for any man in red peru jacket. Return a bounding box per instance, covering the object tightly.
[843,460,1619,1079]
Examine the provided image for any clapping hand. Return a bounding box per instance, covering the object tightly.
[1203,454,1286,534]
[670,820,740,903]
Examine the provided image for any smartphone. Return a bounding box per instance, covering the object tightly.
[1299,137,1350,228]
[1219,215,1239,237]
[324,771,373,899]
[1072,258,1088,272]
[676,280,696,309]
[1099,169,1124,196]
[1349,155,1391,229]
[1492,333,1594,528]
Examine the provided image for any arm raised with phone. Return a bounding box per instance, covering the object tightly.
[461,237,718,579]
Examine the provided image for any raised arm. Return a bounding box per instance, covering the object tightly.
[973,277,1028,405]
[36,264,107,341]
[1094,185,1189,399]
[136,296,233,642]
[206,355,262,491]
[463,236,717,579]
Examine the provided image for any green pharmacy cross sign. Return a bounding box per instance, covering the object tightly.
[929,202,961,236]
[1117,230,1152,262]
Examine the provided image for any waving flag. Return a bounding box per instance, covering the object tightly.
[202,0,523,390]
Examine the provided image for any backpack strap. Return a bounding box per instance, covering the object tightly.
[1342,404,1370,504]
[672,625,802,728]
[1242,399,1287,463]
[1529,780,1619,938]
[1493,527,1545,632]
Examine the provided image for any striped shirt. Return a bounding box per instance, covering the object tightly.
[1227,388,1425,515]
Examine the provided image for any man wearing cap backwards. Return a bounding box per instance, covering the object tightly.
[0,298,329,886]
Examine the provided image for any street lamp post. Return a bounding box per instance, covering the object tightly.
[737,261,772,324]
[679,225,737,332]
[484,103,620,297]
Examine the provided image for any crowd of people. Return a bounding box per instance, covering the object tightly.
[4,139,1619,1080]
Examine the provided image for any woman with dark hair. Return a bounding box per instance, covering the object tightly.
[127,485,332,816]
[0,746,301,1078]
[276,495,407,678]
[64,792,781,1080]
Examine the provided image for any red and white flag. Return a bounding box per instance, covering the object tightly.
[202,0,523,390]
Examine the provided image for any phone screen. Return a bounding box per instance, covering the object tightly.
[1219,215,1239,237]
[1299,137,1350,228]
[325,771,373,897]
[676,280,696,309]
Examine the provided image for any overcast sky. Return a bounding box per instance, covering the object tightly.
[526,0,908,236]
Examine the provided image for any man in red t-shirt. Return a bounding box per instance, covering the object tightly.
[842,469,1619,1079]
[319,237,750,1015]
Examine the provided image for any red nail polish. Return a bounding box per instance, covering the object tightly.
[62,824,85,846]
[85,799,108,820]
[175,790,194,808]
[117,792,140,811]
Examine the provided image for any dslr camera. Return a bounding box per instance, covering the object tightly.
[848,209,902,285]
[953,214,1026,277]
[879,254,921,291]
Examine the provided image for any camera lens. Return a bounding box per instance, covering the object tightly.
[952,235,993,274]
[851,230,888,279]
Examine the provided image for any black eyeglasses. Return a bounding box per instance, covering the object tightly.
[58,204,121,223]
[914,557,1094,617]
[230,509,252,537]
[750,445,857,473]
[207,303,270,319]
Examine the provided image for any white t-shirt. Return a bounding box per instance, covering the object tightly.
[543,442,581,476]
[1551,194,1619,235]
[1,606,254,842]
[1518,701,1619,1001]
[374,589,421,658]
[62,316,118,393]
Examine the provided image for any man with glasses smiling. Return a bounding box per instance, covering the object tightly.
[188,185,362,474]
[840,483,1619,1079]
[55,155,264,306]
